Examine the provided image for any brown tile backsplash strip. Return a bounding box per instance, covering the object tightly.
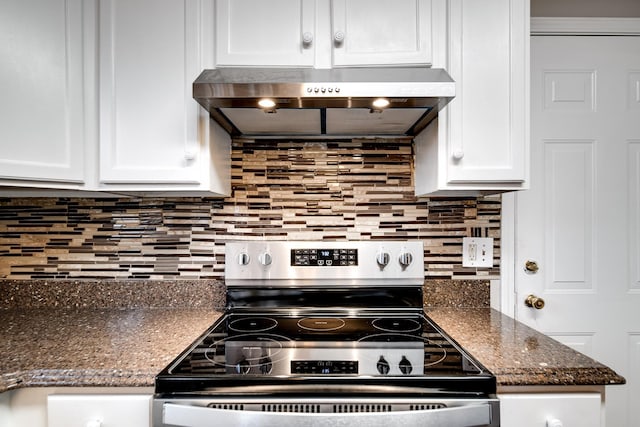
[0,279,225,310]
[0,138,500,280]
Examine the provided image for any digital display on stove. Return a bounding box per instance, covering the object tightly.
[291,249,358,266]
[292,360,358,374]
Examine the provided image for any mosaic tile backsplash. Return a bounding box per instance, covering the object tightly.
[0,138,500,280]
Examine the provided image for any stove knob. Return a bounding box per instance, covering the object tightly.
[238,253,250,266]
[376,252,390,268]
[259,252,272,266]
[259,356,273,374]
[398,252,414,268]
[399,356,413,375]
[235,357,251,375]
[376,356,390,375]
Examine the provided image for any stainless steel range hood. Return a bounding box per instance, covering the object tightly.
[193,67,455,138]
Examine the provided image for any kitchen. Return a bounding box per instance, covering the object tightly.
[0,0,637,426]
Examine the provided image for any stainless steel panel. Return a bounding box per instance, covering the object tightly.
[224,241,424,287]
[156,398,499,427]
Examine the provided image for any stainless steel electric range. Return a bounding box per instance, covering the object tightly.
[153,241,499,427]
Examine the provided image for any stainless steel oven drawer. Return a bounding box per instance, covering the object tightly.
[153,397,499,427]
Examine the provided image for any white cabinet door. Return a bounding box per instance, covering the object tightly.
[499,393,602,427]
[215,0,316,67]
[99,0,223,189]
[331,0,433,66]
[415,0,529,196]
[48,394,151,427]
[214,0,433,68]
[0,0,89,186]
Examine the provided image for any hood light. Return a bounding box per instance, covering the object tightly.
[372,98,390,109]
[258,98,277,113]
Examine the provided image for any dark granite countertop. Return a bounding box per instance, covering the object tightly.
[427,308,625,388]
[0,308,221,393]
[0,280,625,393]
[0,306,625,394]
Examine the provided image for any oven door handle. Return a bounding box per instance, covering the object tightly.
[163,402,493,427]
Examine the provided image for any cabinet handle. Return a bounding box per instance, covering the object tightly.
[334,30,345,46]
[302,32,313,47]
[547,419,563,427]
[452,150,464,161]
[184,149,198,161]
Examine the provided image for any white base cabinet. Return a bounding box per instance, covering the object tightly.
[499,392,603,427]
[0,387,152,427]
[415,0,529,196]
[48,394,151,427]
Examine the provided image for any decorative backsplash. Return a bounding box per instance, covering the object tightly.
[0,138,500,280]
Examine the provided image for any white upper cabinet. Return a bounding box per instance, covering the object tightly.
[331,0,433,67]
[0,0,90,188]
[215,0,316,67]
[415,0,529,196]
[99,0,230,195]
[214,0,434,68]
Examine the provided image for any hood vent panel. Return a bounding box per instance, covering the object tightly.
[194,67,455,138]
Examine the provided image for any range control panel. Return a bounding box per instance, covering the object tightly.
[291,248,358,267]
[225,241,424,287]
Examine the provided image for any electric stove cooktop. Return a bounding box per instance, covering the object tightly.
[155,310,496,396]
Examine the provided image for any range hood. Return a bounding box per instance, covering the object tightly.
[193,67,455,138]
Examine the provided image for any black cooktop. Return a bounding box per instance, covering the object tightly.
[155,311,496,397]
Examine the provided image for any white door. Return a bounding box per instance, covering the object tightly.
[513,36,640,426]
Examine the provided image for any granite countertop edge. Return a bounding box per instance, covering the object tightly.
[0,306,626,394]
[426,307,625,388]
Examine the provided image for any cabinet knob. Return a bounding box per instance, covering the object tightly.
[302,32,313,47]
[184,149,198,161]
[547,419,563,427]
[452,150,464,161]
[334,30,345,45]
[525,294,545,310]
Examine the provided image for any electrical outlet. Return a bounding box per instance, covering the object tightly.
[462,237,494,267]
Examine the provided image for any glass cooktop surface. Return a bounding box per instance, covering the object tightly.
[156,311,496,396]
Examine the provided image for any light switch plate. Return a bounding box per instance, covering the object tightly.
[462,237,494,268]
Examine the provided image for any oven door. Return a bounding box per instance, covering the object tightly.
[153,397,500,427]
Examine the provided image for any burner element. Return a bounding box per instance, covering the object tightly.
[204,333,291,375]
[229,317,278,333]
[297,317,346,332]
[372,318,421,333]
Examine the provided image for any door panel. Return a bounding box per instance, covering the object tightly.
[516,36,640,427]
[544,140,594,291]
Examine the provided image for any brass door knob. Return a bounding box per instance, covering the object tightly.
[524,260,539,273]
[525,294,545,310]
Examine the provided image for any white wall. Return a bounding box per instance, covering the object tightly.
[531,0,640,17]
